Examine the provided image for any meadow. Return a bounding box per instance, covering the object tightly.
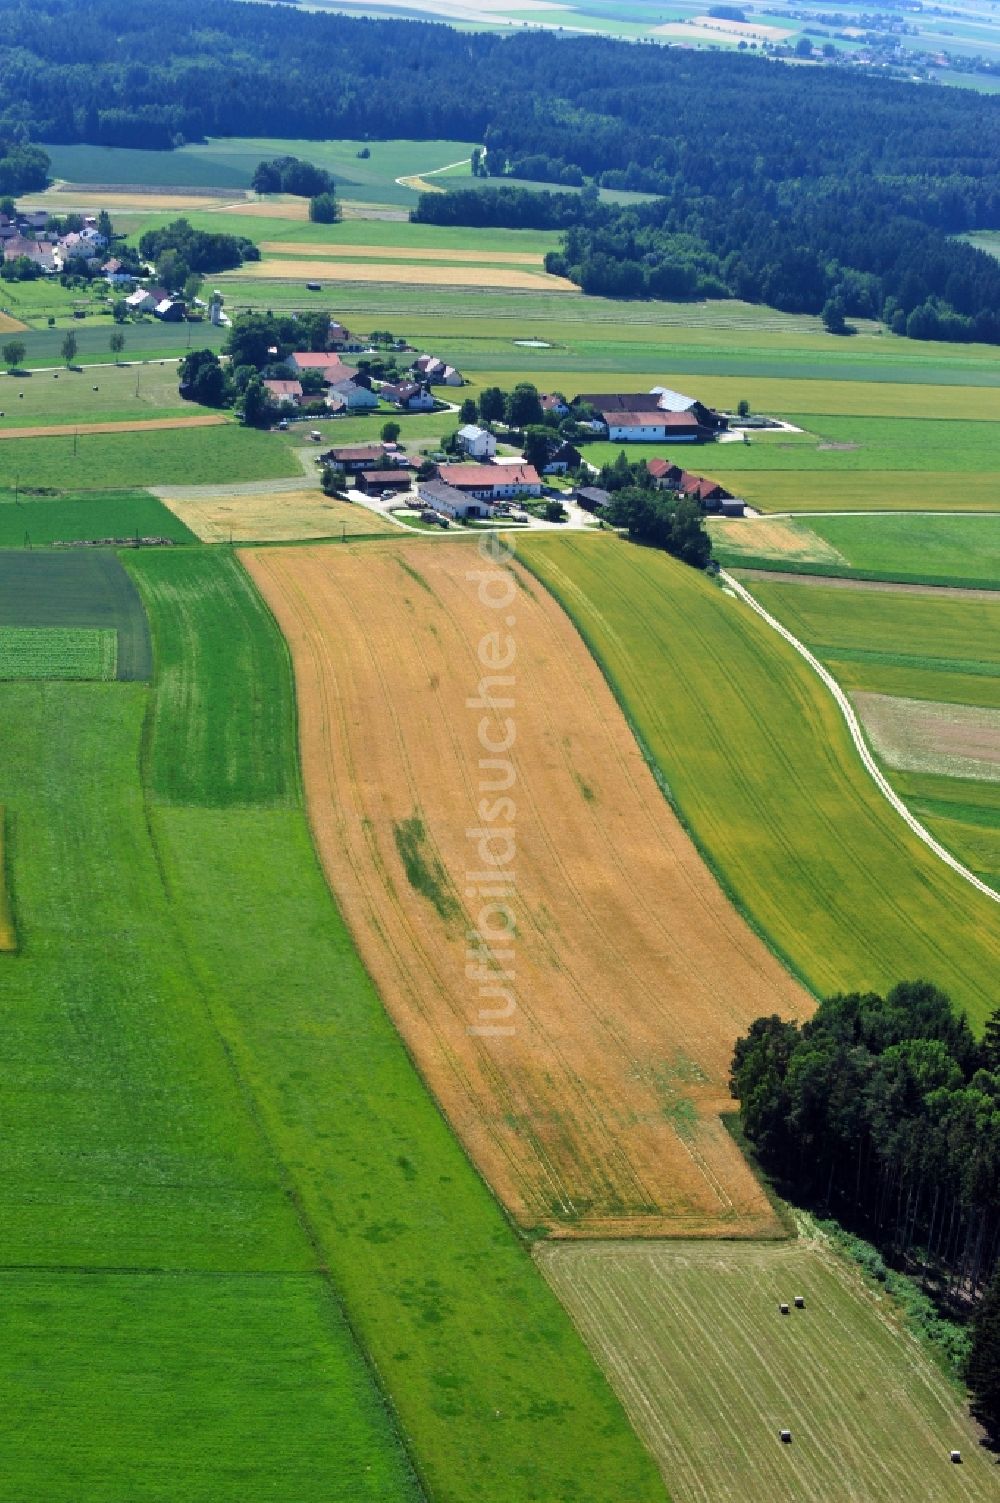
[519,534,1000,1029]
[0,489,195,547]
[709,513,1000,588]
[539,1237,998,1503]
[246,539,810,1238]
[747,579,1000,710]
[0,423,299,490]
[0,361,201,430]
[0,807,14,950]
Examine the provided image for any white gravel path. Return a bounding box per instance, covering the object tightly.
[720,567,1000,905]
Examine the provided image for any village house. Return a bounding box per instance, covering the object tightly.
[287,351,359,383]
[382,381,435,412]
[327,320,365,353]
[417,477,489,520]
[541,440,582,474]
[413,354,464,386]
[540,392,570,417]
[575,387,727,436]
[320,442,403,473]
[263,378,303,408]
[436,462,541,501]
[456,424,497,460]
[326,378,379,412]
[154,296,186,322]
[599,408,705,443]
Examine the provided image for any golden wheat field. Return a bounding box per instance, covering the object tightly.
[0,311,27,334]
[160,488,400,543]
[240,259,577,290]
[245,539,812,1238]
[260,241,544,265]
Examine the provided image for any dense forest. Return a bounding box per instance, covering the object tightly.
[1,0,999,337]
[730,983,1000,1300]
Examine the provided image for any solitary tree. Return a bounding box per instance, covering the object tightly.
[478,386,506,425]
[61,330,77,366]
[381,419,401,443]
[309,192,340,224]
[505,382,543,429]
[2,339,26,371]
[822,298,847,335]
[459,397,478,425]
[109,329,125,362]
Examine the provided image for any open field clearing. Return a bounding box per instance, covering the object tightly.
[710,513,1000,587]
[159,487,399,543]
[749,580,1000,710]
[732,472,1000,514]
[0,311,27,332]
[246,539,811,1237]
[708,517,849,567]
[0,362,204,431]
[520,535,1000,1029]
[260,240,543,265]
[853,693,1000,782]
[44,136,476,207]
[0,551,150,680]
[0,424,299,491]
[238,257,577,290]
[0,807,14,951]
[0,490,194,547]
[538,1238,998,1503]
[697,416,1000,472]
[0,414,227,440]
[0,626,117,682]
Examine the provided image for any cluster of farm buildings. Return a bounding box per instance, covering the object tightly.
[263,339,463,416]
[1,208,111,275]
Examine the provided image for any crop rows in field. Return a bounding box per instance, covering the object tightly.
[0,550,150,680]
[520,534,1000,1029]
[0,626,117,681]
[245,539,810,1237]
[538,1238,997,1503]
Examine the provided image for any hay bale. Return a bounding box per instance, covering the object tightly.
[794,1295,805,1308]
[779,1302,790,1315]
[780,1429,792,1444]
[950,1450,962,1464]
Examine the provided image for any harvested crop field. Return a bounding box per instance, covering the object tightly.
[708,518,847,565]
[538,1237,997,1503]
[245,539,811,1238]
[0,311,27,333]
[240,259,578,290]
[0,807,14,952]
[854,693,1000,782]
[159,488,399,543]
[260,240,544,265]
[0,415,228,441]
[22,190,249,213]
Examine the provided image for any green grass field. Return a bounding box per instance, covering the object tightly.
[709,513,1000,587]
[1,423,299,491]
[0,625,117,681]
[539,1237,997,1503]
[0,550,151,679]
[129,551,300,808]
[0,489,196,547]
[519,534,1000,1029]
[892,768,1000,889]
[45,137,476,206]
[748,580,1000,710]
[734,472,999,514]
[0,362,199,430]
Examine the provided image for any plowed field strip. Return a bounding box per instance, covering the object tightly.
[240,260,577,290]
[245,540,811,1236]
[538,1239,997,1503]
[259,241,543,265]
[0,415,227,441]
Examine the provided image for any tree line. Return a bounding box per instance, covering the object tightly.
[2,0,999,339]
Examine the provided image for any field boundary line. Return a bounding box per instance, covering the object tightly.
[721,567,1000,905]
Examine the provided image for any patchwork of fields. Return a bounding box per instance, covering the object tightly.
[0,547,667,1501]
[245,539,810,1237]
[520,534,1000,1029]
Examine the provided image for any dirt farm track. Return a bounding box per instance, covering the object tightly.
[245,539,812,1238]
[0,415,229,440]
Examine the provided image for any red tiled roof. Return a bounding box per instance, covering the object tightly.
[438,463,540,489]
